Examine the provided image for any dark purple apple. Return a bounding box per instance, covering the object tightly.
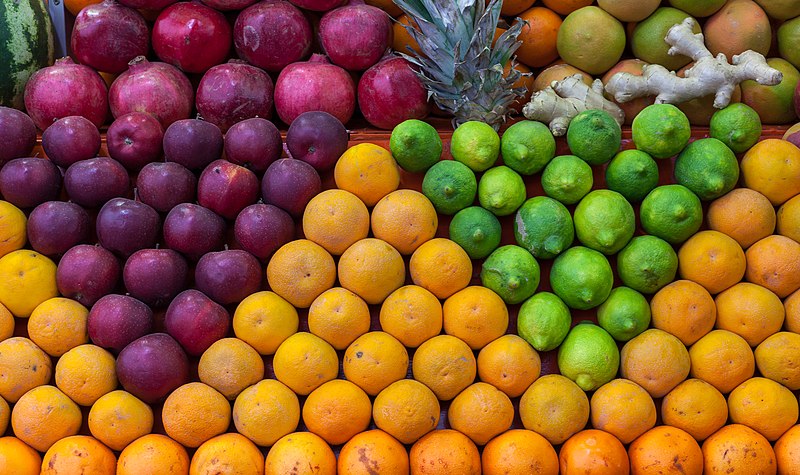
[107,112,165,170]
[88,294,153,352]
[96,198,161,257]
[0,106,36,166]
[27,201,91,256]
[163,203,226,260]
[57,244,121,307]
[234,203,294,261]
[285,111,348,171]
[164,289,230,356]
[0,157,62,209]
[261,158,321,217]
[136,162,197,213]
[163,118,223,170]
[223,118,283,173]
[116,332,189,404]
[41,115,101,168]
[64,157,130,208]
[197,159,259,220]
[195,249,262,305]
[123,248,188,308]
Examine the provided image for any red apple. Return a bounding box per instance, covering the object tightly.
[123,248,188,308]
[57,244,121,307]
[116,332,189,404]
[194,249,262,305]
[96,198,161,257]
[164,289,230,356]
[197,159,259,220]
[163,203,226,260]
[88,294,154,352]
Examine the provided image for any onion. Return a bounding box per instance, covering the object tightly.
[196,60,273,132]
[319,3,392,71]
[71,0,150,74]
[152,1,232,74]
[288,0,345,11]
[274,54,355,125]
[233,0,312,72]
[358,55,429,130]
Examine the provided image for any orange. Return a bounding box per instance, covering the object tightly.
[409,237,473,299]
[0,436,41,475]
[741,138,800,206]
[198,337,265,400]
[266,239,336,308]
[519,374,590,445]
[334,143,401,207]
[379,284,443,348]
[191,433,264,475]
[501,0,536,16]
[372,379,440,445]
[66,0,102,16]
[371,189,438,255]
[27,297,89,357]
[233,290,298,355]
[590,378,657,444]
[689,329,755,394]
[481,429,559,475]
[477,334,541,398]
[745,234,800,298]
[11,385,82,452]
[787,288,800,333]
[559,429,630,475]
[542,0,593,15]
[0,302,13,342]
[629,426,704,475]
[650,279,716,345]
[343,331,409,396]
[409,429,481,475]
[232,379,300,447]
[678,230,747,294]
[393,15,420,56]
[0,200,27,259]
[443,286,508,350]
[0,336,52,402]
[0,249,58,317]
[364,0,402,16]
[708,188,776,249]
[728,377,799,442]
[775,425,800,475]
[715,282,785,346]
[338,429,409,475]
[338,238,406,305]
[0,398,7,436]
[756,331,800,390]
[448,382,514,445]
[302,379,372,446]
[88,390,154,451]
[777,194,800,243]
[661,378,729,441]
[272,332,338,396]
[161,382,231,449]
[411,334,477,401]
[620,328,691,398]
[264,432,336,475]
[302,189,370,255]
[308,287,371,350]
[702,424,777,474]
[41,435,116,475]
[55,343,117,406]
[117,434,190,475]
[514,7,563,68]
[533,62,593,91]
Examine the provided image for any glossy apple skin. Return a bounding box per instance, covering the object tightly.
[261,158,321,217]
[107,112,164,170]
[234,203,295,261]
[27,201,91,257]
[163,118,224,171]
[163,203,226,260]
[88,294,154,352]
[57,244,121,307]
[194,249,262,305]
[0,106,36,166]
[41,115,102,168]
[0,157,63,209]
[164,289,230,356]
[96,198,161,257]
[285,110,348,171]
[64,156,130,209]
[123,248,188,308]
[136,161,196,213]
[223,117,282,173]
[197,159,260,220]
[116,332,190,404]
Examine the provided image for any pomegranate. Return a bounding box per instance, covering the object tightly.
[152,1,232,74]
[71,0,150,74]
[200,0,256,11]
[196,60,273,132]
[117,0,177,11]
[233,0,312,72]
[358,55,429,130]
[319,3,392,71]
[109,56,194,129]
[288,0,345,11]
[274,54,355,125]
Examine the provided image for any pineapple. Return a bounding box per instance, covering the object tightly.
[392,0,528,130]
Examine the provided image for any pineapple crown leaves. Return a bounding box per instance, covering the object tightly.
[393,0,529,130]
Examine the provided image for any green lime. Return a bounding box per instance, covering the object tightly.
[421,160,477,215]
[604,149,660,203]
[478,165,527,216]
[517,292,572,352]
[632,103,691,159]
[550,246,614,310]
[631,7,700,70]
[566,109,622,165]
[389,119,443,172]
[450,121,501,172]
[557,322,620,391]
[449,206,502,259]
[640,184,703,244]
[617,235,678,294]
[514,196,575,259]
[480,245,541,304]
[573,189,635,255]
[709,103,763,154]
[541,155,593,205]
[596,287,651,342]
[500,120,556,175]
[674,138,739,201]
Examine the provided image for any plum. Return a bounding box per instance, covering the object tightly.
[164,289,230,356]
[96,198,160,257]
[107,112,165,170]
[57,244,121,307]
[123,248,188,308]
[195,249,262,305]
[285,111,348,171]
[64,157,130,208]
[163,119,224,171]
[27,201,91,257]
[261,158,321,217]
[197,159,259,220]
[0,157,62,209]
[223,118,283,173]
[136,162,196,213]
[88,294,154,352]
[116,332,189,404]
[234,203,295,261]
[163,203,226,260]
[41,116,101,168]
[0,106,36,165]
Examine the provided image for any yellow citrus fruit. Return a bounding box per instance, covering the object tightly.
[519,374,590,445]
[745,234,800,298]
[41,435,116,475]
[302,189,370,255]
[0,249,57,317]
[161,382,232,449]
[558,429,630,474]
[334,143,401,207]
[302,379,372,446]
[775,425,800,475]
[443,286,508,350]
[787,288,800,333]
[628,426,704,475]
[481,429,559,475]
[689,329,755,394]
[777,193,800,243]
[448,382,514,445]
[88,390,153,452]
[715,282,785,346]
[232,379,300,447]
[27,297,89,357]
[338,238,406,305]
[190,433,264,475]
[410,429,481,475]
[266,239,336,308]
[371,189,438,255]
[649,279,716,346]
[11,385,82,452]
[409,237,473,299]
[755,331,800,390]
[0,336,52,402]
[338,429,410,475]
[477,334,541,398]
[55,343,117,406]
[233,290,298,355]
[620,328,691,398]
[379,284,442,348]
[0,200,26,259]
[117,434,190,475]
[702,424,777,474]
[343,331,409,396]
[373,379,440,445]
[412,334,477,401]
[0,302,13,342]
[0,397,8,435]
[728,377,799,442]
[264,431,336,475]
[590,378,657,444]
[198,337,264,400]
[678,230,746,295]
[272,331,339,396]
[661,378,729,441]
[707,188,776,248]
[741,138,800,206]
[308,287,371,350]
[0,436,41,475]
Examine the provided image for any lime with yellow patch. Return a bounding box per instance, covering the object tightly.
[451,121,500,172]
[573,189,635,255]
[557,322,620,391]
[541,155,593,205]
[478,165,527,216]
[517,292,572,352]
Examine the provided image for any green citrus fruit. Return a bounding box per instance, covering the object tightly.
[517,292,572,352]
[668,0,725,17]
[500,120,556,175]
[557,6,626,75]
[631,7,700,71]
[478,166,527,216]
[480,245,540,304]
[566,109,622,165]
[604,149,660,203]
[632,103,691,159]
[709,103,762,154]
[550,246,614,310]
[450,121,501,172]
[389,119,443,172]
[541,155,593,205]
[674,138,739,201]
[557,322,620,391]
[573,189,635,255]
[617,235,679,294]
[449,206,502,260]
[639,184,703,244]
[421,160,477,215]
[596,287,651,342]
[514,196,575,260]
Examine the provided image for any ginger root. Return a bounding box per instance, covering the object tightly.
[522,74,625,136]
[605,17,783,108]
